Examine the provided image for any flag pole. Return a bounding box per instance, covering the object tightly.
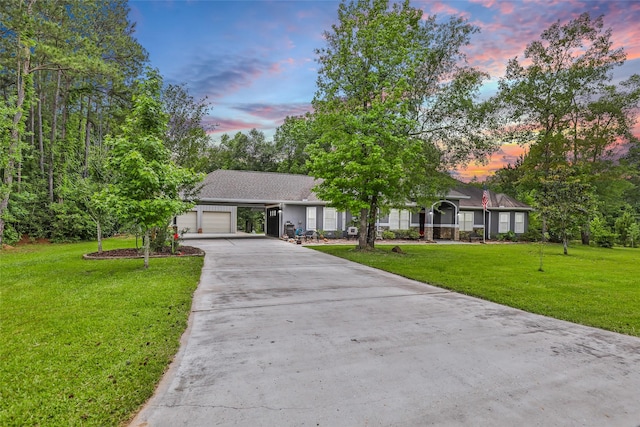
[482,187,488,244]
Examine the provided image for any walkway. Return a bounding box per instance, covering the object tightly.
[131,238,640,426]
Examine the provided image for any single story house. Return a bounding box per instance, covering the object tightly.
[175,169,532,241]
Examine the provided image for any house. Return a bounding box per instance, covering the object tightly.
[175,169,532,240]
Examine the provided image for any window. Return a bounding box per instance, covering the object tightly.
[515,212,525,233]
[460,211,474,232]
[323,207,337,231]
[399,210,410,230]
[389,209,400,229]
[306,207,316,231]
[499,212,510,233]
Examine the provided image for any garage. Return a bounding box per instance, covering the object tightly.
[175,211,197,233]
[201,211,232,233]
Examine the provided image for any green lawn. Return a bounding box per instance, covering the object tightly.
[311,243,640,337]
[0,238,204,426]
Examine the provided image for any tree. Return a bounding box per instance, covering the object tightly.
[493,13,639,244]
[214,129,277,172]
[0,0,35,247]
[1,0,148,245]
[161,83,212,173]
[309,0,495,250]
[536,167,596,255]
[103,71,201,268]
[274,114,317,174]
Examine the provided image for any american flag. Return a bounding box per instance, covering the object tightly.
[482,189,489,211]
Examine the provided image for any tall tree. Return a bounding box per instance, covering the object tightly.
[493,13,638,245]
[536,167,596,255]
[214,129,277,172]
[103,71,201,268]
[161,83,212,172]
[309,0,495,250]
[0,0,35,246]
[1,0,148,245]
[274,114,317,174]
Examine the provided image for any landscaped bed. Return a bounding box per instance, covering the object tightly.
[84,245,204,259]
[0,237,204,426]
[310,243,640,337]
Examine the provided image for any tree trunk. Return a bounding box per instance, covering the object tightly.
[1,1,34,247]
[48,69,62,202]
[143,228,150,269]
[37,91,44,174]
[96,220,102,253]
[581,229,590,245]
[366,196,378,250]
[563,235,568,255]
[83,95,92,178]
[358,208,368,250]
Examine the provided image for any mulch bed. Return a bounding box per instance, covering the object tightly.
[84,245,204,259]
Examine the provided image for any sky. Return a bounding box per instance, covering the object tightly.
[128,0,640,181]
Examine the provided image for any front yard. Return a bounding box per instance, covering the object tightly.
[311,243,640,337]
[0,238,203,426]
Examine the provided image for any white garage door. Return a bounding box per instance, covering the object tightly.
[175,211,197,233]
[202,211,232,233]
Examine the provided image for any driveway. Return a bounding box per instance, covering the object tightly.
[131,238,640,426]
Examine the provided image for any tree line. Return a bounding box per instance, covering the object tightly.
[2,0,639,253]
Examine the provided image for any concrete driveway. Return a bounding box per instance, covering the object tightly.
[131,238,640,426]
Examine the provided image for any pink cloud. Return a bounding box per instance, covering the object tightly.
[204,117,266,135]
[419,1,470,19]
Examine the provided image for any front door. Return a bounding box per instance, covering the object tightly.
[266,207,280,237]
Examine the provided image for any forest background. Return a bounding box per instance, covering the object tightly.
[1,0,638,249]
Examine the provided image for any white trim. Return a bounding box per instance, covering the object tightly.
[498,212,510,233]
[515,212,525,234]
[306,206,317,231]
[323,207,337,231]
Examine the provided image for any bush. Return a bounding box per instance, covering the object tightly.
[391,229,421,240]
[49,201,96,243]
[519,229,541,242]
[615,211,639,247]
[590,216,617,248]
[382,230,396,240]
[497,230,517,242]
[1,224,20,245]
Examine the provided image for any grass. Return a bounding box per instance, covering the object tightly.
[0,237,204,426]
[311,243,640,337]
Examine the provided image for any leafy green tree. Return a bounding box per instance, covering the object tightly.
[1,0,148,245]
[0,0,35,247]
[274,114,317,174]
[215,129,277,172]
[615,210,639,247]
[493,13,639,244]
[536,167,596,254]
[162,83,212,173]
[103,71,201,268]
[309,0,495,250]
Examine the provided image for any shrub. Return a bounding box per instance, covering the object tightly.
[519,229,541,242]
[497,230,517,242]
[390,229,421,240]
[590,216,617,248]
[382,230,396,240]
[615,211,639,247]
[49,201,96,243]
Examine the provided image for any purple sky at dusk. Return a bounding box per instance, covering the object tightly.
[129,0,640,180]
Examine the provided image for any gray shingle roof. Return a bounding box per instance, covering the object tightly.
[196,170,531,210]
[454,185,531,210]
[198,170,322,203]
